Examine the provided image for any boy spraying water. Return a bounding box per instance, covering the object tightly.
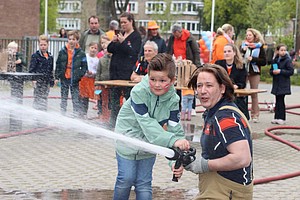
[113,53,190,200]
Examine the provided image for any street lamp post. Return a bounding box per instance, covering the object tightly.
[198,7,203,39]
[44,0,48,36]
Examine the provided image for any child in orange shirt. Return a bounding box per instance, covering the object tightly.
[79,42,99,118]
[181,89,195,121]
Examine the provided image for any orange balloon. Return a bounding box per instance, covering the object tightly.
[203,57,209,63]
[199,39,205,46]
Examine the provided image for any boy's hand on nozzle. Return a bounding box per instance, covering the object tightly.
[174,139,190,151]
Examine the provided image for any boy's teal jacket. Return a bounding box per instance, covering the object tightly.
[115,75,185,160]
[55,46,87,83]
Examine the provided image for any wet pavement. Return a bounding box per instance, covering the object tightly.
[0,82,300,199]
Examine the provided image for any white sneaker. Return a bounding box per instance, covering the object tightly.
[276,119,286,125]
[271,119,278,124]
[252,118,259,123]
[191,109,197,116]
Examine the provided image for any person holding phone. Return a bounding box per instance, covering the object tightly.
[107,12,142,128]
[270,44,294,125]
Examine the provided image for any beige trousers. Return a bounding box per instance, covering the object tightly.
[248,74,260,119]
[195,172,253,200]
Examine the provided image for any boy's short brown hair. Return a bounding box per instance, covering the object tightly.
[39,35,49,43]
[67,30,80,40]
[148,53,176,79]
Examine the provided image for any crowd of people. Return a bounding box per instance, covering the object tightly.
[12,13,294,200]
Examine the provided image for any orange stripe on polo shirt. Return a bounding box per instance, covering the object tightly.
[241,117,248,128]
[218,117,238,131]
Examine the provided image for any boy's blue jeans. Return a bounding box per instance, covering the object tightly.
[113,153,156,200]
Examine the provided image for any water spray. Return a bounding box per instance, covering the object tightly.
[0,99,200,182]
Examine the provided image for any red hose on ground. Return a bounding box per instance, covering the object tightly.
[254,126,300,185]
[265,126,300,151]
[0,127,53,139]
[254,171,300,184]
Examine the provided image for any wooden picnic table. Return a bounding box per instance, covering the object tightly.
[95,80,267,95]
[94,80,267,123]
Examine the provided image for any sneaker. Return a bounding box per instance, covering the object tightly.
[271,119,278,124]
[252,118,259,123]
[191,109,197,116]
[276,119,286,125]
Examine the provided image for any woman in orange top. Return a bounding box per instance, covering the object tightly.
[211,24,234,63]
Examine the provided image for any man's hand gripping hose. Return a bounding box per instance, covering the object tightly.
[166,147,196,182]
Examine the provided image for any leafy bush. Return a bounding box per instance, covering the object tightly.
[260,65,300,86]
[275,35,294,50]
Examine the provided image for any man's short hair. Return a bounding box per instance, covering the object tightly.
[88,15,99,23]
[171,24,182,33]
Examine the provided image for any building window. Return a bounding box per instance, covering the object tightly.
[116,1,138,14]
[137,20,149,28]
[56,18,81,30]
[177,21,200,34]
[59,1,81,13]
[145,1,166,14]
[171,1,203,15]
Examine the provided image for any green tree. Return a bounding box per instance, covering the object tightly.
[248,0,296,36]
[109,0,130,20]
[40,0,60,35]
[202,0,249,37]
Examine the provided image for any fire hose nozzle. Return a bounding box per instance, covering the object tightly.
[166,147,196,182]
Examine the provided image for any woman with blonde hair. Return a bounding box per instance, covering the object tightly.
[211,23,235,63]
[241,28,266,123]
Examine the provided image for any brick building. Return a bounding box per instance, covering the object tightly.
[57,0,203,38]
[0,0,40,39]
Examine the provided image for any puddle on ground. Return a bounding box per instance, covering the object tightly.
[1,188,198,200]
